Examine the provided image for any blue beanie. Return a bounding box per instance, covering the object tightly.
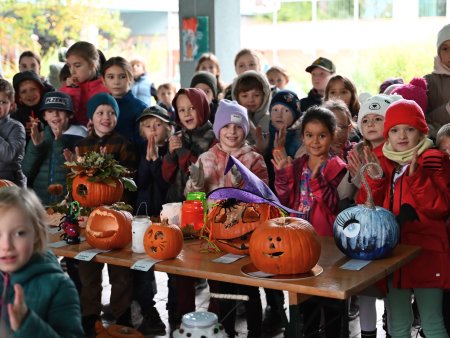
[86,93,119,120]
[270,90,301,126]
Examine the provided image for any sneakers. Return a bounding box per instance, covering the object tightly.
[262,306,286,333]
[348,296,360,321]
[138,307,166,336]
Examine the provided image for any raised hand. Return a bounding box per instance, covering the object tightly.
[63,146,81,163]
[274,126,287,150]
[231,165,242,187]
[254,125,269,154]
[168,133,183,155]
[347,148,362,178]
[29,117,44,146]
[146,135,158,161]
[311,155,327,179]
[271,148,292,170]
[363,146,383,178]
[409,149,418,176]
[8,284,28,331]
[189,159,204,187]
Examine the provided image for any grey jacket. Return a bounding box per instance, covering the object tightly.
[0,115,26,186]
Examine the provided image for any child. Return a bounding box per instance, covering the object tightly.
[59,64,75,89]
[231,70,271,150]
[357,99,450,338]
[73,92,137,336]
[156,83,176,121]
[185,99,267,338]
[324,74,360,121]
[266,65,289,90]
[0,186,83,337]
[60,41,109,126]
[195,52,226,97]
[11,70,46,141]
[300,57,336,112]
[424,23,450,138]
[133,105,174,336]
[234,48,261,75]
[162,88,216,330]
[390,77,428,115]
[190,71,219,123]
[0,79,26,187]
[18,50,54,92]
[22,91,86,205]
[272,106,347,337]
[437,123,450,157]
[101,56,147,146]
[130,56,157,106]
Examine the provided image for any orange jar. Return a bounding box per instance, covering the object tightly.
[181,200,204,236]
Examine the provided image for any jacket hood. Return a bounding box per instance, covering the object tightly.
[172,88,210,127]
[231,70,271,125]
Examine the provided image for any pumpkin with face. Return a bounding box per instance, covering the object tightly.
[144,219,184,260]
[207,199,282,255]
[72,175,124,207]
[86,206,133,250]
[249,217,321,274]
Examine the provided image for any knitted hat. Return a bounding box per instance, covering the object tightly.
[172,88,210,127]
[390,77,428,113]
[269,89,302,126]
[305,57,336,73]
[12,70,44,93]
[383,99,429,138]
[437,23,450,51]
[40,91,74,114]
[137,105,173,124]
[213,100,249,139]
[357,94,402,131]
[190,71,218,98]
[379,77,404,94]
[86,93,119,120]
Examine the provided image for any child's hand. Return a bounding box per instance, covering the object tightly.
[86,120,94,135]
[189,159,204,187]
[347,148,362,178]
[409,149,418,176]
[52,124,63,140]
[231,165,242,187]
[254,126,269,154]
[363,146,383,178]
[63,146,80,163]
[169,134,182,155]
[146,135,158,161]
[271,148,292,170]
[8,284,28,331]
[29,117,44,146]
[311,155,327,179]
[274,126,287,150]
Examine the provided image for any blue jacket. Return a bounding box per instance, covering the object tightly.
[115,91,148,146]
[131,73,154,106]
[0,251,84,338]
[0,116,26,187]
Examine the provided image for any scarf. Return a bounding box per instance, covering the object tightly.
[382,137,434,165]
[432,56,450,75]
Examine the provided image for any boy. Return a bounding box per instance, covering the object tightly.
[190,71,219,123]
[436,123,450,157]
[157,82,176,121]
[0,79,26,187]
[73,92,137,337]
[300,57,336,112]
[130,57,157,106]
[22,91,87,205]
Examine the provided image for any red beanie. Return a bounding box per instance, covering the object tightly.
[383,99,429,138]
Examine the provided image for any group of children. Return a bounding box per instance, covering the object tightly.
[0,22,449,338]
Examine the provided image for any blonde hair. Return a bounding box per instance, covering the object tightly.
[0,187,48,253]
[436,123,450,148]
[139,116,173,140]
[266,66,289,83]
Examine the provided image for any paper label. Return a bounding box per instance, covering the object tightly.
[49,241,68,248]
[248,270,277,278]
[340,259,371,270]
[131,258,160,271]
[74,249,111,261]
[212,253,246,264]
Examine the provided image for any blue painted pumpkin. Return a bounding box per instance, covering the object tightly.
[333,162,400,260]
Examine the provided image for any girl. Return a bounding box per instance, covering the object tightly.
[357,99,450,338]
[0,186,83,338]
[324,75,360,121]
[266,65,289,90]
[101,56,147,146]
[272,106,347,338]
[18,50,55,93]
[60,41,108,126]
[195,52,226,97]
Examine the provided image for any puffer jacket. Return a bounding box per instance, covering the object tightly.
[0,116,26,186]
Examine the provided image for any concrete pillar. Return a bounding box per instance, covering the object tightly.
[177,0,240,87]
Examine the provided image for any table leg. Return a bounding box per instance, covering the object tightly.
[286,292,310,338]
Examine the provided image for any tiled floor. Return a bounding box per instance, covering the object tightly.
[101,269,422,338]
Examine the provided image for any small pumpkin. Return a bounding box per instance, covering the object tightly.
[144,219,183,260]
[86,206,132,250]
[249,217,321,275]
[71,175,124,208]
[333,163,400,260]
[0,179,16,188]
[207,199,282,255]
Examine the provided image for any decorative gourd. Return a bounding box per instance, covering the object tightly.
[144,219,183,260]
[207,199,282,255]
[333,163,400,260]
[86,206,132,250]
[0,179,15,188]
[72,175,124,207]
[249,217,321,274]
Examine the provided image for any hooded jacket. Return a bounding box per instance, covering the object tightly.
[0,116,26,187]
[0,251,83,338]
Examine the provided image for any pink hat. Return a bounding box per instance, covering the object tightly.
[383,99,429,138]
[390,77,428,114]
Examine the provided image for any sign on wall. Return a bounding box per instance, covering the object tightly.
[182,16,209,62]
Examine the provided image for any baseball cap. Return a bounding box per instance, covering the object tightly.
[305,57,336,73]
[137,105,174,124]
[40,91,74,114]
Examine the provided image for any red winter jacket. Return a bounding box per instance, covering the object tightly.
[60,78,109,126]
[357,149,450,289]
[275,155,347,236]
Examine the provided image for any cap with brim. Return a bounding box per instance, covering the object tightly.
[207,156,301,215]
[137,105,174,125]
[40,91,74,114]
[305,57,336,73]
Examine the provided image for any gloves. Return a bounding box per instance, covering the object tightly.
[231,165,242,187]
[189,160,205,188]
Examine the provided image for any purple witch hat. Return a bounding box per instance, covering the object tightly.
[207,156,301,215]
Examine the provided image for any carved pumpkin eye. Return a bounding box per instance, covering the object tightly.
[276,237,281,241]
[268,236,272,241]
[242,206,260,223]
[154,231,164,240]
[342,219,360,238]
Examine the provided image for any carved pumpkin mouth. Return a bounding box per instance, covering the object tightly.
[263,251,284,258]
[216,231,253,251]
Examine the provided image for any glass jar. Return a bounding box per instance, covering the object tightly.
[181,200,204,236]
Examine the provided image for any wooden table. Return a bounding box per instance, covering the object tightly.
[49,231,420,337]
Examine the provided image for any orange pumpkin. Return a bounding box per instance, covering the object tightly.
[86,206,132,250]
[0,179,16,188]
[249,217,321,275]
[144,219,183,260]
[207,199,282,255]
[71,175,124,208]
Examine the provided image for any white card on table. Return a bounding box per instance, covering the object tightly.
[248,270,277,278]
[74,249,111,261]
[340,259,371,270]
[131,258,160,271]
[212,253,246,264]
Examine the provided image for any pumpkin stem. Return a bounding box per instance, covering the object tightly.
[360,162,383,209]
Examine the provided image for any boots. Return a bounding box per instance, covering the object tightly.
[138,306,166,335]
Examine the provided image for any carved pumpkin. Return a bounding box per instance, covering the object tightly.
[86,206,132,250]
[71,175,124,208]
[249,217,321,274]
[333,163,400,260]
[144,219,183,260]
[0,179,15,188]
[207,199,282,255]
